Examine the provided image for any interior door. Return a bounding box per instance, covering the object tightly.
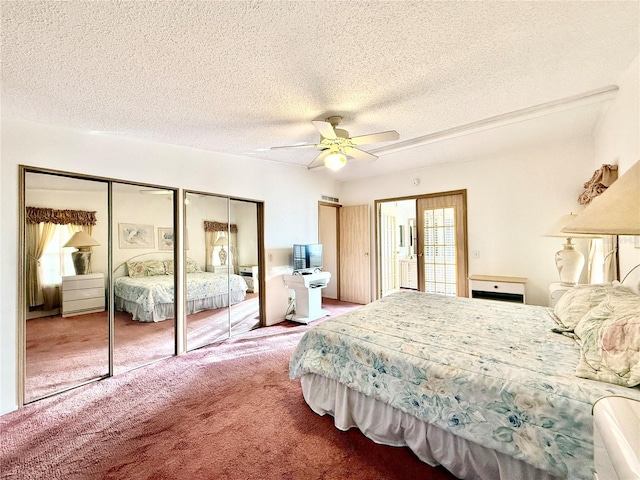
[379,209,398,297]
[416,191,468,297]
[318,203,339,300]
[339,204,371,304]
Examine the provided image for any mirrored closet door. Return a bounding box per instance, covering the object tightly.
[185,192,263,351]
[23,170,110,403]
[112,183,177,372]
[228,199,261,338]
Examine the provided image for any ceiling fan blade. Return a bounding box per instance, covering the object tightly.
[307,149,331,169]
[350,130,399,145]
[312,120,337,140]
[344,146,378,163]
[271,143,319,150]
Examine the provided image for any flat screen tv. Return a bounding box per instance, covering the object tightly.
[293,244,323,272]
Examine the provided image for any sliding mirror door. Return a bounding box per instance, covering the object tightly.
[23,169,109,403]
[229,199,261,337]
[185,192,232,349]
[112,183,176,372]
[185,192,263,350]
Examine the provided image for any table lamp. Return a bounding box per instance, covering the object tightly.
[63,231,100,275]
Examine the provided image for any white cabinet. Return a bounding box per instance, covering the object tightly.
[399,258,418,289]
[239,265,259,293]
[468,274,527,304]
[593,396,640,480]
[548,282,572,307]
[61,273,105,317]
[283,272,331,324]
[207,265,235,275]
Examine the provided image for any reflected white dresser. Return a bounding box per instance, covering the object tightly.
[61,272,105,317]
[239,265,259,293]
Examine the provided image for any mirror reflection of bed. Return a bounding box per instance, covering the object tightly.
[113,252,260,355]
[23,170,263,404]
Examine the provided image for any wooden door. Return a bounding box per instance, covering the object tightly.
[318,203,339,300]
[339,205,371,304]
[416,191,468,297]
[379,211,397,297]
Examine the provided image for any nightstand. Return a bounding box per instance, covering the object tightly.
[548,282,573,307]
[206,265,235,274]
[61,273,105,317]
[468,275,527,304]
[239,265,259,293]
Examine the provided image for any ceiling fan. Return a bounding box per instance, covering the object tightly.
[271,116,399,171]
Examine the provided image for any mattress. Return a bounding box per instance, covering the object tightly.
[114,272,248,322]
[289,291,640,479]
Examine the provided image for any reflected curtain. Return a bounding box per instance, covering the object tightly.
[26,207,97,308]
[26,222,57,307]
[204,221,238,272]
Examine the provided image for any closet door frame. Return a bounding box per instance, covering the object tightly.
[18,165,180,406]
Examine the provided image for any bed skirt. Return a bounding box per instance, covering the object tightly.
[115,290,246,322]
[300,373,560,480]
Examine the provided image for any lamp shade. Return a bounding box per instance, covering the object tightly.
[562,160,640,235]
[545,214,598,238]
[63,231,100,249]
[324,153,347,171]
[214,235,228,246]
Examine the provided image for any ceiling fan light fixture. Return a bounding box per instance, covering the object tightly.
[324,152,347,171]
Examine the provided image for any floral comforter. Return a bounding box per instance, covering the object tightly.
[289,291,640,480]
[114,272,248,317]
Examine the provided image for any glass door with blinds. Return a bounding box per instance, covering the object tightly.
[417,191,468,297]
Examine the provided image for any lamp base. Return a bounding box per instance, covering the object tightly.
[71,251,91,275]
[218,246,227,266]
[555,243,584,286]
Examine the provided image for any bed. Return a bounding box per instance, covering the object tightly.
[290,286,640,480]
[114,257,248,322]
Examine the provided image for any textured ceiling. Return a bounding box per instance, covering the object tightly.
[2,1,639,181]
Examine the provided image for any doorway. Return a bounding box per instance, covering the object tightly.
[376,190,468,299]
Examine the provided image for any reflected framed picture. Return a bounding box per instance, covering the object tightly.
[157,227,188,250]
[118,223,154,249]
[158,227,174,250]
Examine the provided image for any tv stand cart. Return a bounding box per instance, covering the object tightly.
[283,271,331,324]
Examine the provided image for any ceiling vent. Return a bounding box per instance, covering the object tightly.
[321,195,340,203]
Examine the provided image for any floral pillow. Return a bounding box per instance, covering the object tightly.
[164,260,174,275]
[553,284,631,331]
[127,260,166,278]
[574,292,640,387]
[163,259,202,274]
[186,259,202,273]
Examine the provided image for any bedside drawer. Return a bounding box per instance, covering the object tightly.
[469,275,527,304]
[63,287,104,302]
[63,297,104,313]
[62,277,104,291]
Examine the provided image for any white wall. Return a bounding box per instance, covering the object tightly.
[339,138,596,306]
[0,118,340,414]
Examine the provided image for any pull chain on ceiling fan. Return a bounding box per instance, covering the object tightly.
[271,116,399,171]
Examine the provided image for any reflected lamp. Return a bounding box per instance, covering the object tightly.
[63,231,100,275]
[215,233,229,265]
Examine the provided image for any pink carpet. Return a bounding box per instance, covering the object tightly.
[4,299,457,480]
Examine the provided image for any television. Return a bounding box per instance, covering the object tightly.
[293,244,323,272]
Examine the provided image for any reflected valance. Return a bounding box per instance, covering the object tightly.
[204,221,238,233]
[578,164,618,205]
[26,207,97,226]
